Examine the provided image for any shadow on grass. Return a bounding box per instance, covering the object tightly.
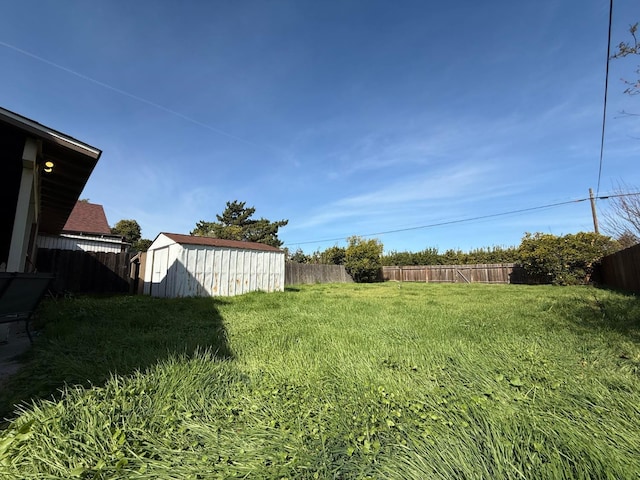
[0,295,232,421]
[555,287,640,344]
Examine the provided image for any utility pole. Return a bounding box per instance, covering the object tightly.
[589,188,599,234]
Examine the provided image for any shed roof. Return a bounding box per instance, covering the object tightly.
[161,233,283,253]
[63,202,112,235]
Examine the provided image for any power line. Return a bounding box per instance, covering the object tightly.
[289,192,640,247]
[596,191,640,200]
[292,198,587,246]
[597,0,614,198]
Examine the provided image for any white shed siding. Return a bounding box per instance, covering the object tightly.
[221,248,231,296]
[145,243,180,297]
[204,248,214,294]
[149,247,168,297]
[243,250,252,292]
[248,250,257,292]
[269,251,276,291]
[268,254,275,290]
[144,234,284,298]
[168,243,182,296]
[231,249,238,295]
[177,245,283,297]
[256,252,264,291]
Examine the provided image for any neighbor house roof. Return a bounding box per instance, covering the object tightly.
[62,202,112,235]
[161,232,283,252]
[0,106,102,234]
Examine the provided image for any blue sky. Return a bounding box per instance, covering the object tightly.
[2,1,639,253]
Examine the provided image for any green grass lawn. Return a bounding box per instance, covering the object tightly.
[1,283,639,479]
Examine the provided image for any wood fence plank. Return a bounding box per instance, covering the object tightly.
[285,264,353,285]
[599,244,640,294]
[382,264,522,284]
[36,249,131,294]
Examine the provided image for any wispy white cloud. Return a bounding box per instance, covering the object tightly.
[290,160,516,232]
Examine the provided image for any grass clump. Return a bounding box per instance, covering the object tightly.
[1,283,639,478]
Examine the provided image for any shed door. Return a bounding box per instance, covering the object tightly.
[151,247,170,297]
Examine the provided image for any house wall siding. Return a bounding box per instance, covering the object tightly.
[37,234,124,253]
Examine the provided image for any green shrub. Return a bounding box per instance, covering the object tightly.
[344,236,383,282]
[288,248,311,263]
[382,246,519,266]
[320,245,346,265]
[517,232,618,285]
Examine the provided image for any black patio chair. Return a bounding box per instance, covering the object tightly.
[0,273,54,343]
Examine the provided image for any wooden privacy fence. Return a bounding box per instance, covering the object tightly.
[131,252,147,295]
[382,264,527,284]
[36,249,132,294]
[598,243,640,294]
[285,263,353,285]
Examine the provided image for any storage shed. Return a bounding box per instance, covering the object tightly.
[143,233,285,298]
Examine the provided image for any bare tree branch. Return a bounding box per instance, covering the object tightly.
[602,181,640,248]
[613,23,640,96]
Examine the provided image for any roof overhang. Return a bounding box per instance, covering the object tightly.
[0,107,102,234]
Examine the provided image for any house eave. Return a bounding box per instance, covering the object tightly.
[0,107,101,159]
[0,107,103,235]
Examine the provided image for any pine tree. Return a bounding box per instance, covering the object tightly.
[191,201,288,248]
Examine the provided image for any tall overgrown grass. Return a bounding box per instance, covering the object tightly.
[1,283,639,478]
